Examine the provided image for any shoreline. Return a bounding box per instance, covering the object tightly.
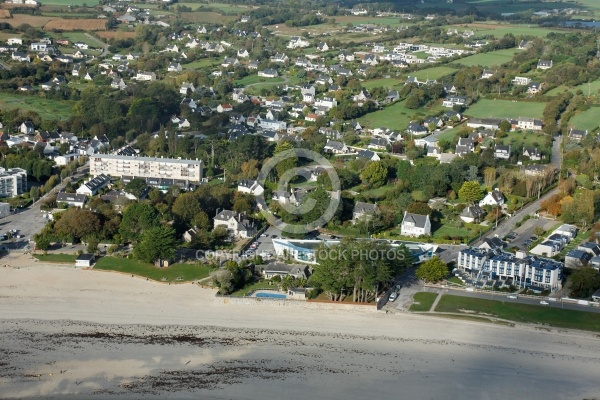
[2,257,600,399]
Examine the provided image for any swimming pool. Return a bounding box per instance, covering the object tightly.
[255,291,287,299]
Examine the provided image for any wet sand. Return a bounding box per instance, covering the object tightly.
[1,261,600,399]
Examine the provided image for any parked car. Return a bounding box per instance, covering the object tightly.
[507,295,518,300]
[389,292,398,302]
[540,301,549,305]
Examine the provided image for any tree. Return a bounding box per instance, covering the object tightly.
[459,181,484,203]
[54,208,101,242]
[119,203,159,243]
[124,178,148,199]
[134,225,177,265]
[569,267,600,298]
[172,192,202,225]
[415,257,448,283]
[86,235,100,254]
[33,232,52,251]
[359,161,388,188]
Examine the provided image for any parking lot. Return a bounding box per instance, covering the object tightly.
[0,206,49,251]
[503,218,557,250]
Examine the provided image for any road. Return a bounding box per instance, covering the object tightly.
[84,33,109,58]
[475,135,562,244]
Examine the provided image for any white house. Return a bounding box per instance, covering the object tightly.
[135,71,156,81]
[75,253,95,268]
[258,68,278,78]
[479,189,505,207]
[401,212,431,237]
[237,179,264,196]
[213,210,257,239]
[512,76,531,86]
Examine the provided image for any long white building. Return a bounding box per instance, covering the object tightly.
[90,155,203,186]
[0,168,27,198]
[457,247,563,291]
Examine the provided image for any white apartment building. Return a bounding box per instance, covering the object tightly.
[0,168,27,198]
[90,154,203,183]
[457,247,563,291]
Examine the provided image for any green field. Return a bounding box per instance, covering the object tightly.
[182,2,253,13]
[546,79,600,97]
[94,257,214,282]
[433,224,478,239]
[409,292,439,312]
[33,253,77,263]
[405,66,458,82]
[40,0,100,5]
[358,99,442,130]
[569,107,600,132]
[435,295,600,332]
[434,126,463,142]
[456,49,519,67]
[50,32,97,47]
[183,58,222,70]
[467,99,546,119]
[500,131,551,154]
[361,78,402,90]
[0,93,75,120]
[235,75,284,86]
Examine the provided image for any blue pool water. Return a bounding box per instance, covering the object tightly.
[255,292,287,299]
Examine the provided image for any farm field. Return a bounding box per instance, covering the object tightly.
[180,11,234,24]
[44,18,106,31]
[446,23,561,38]
[0,94,75,121]
[358,99,442,130]
[96,31,136,40]
[405,66,458,82]
[39,0,100,5]
[456,48,519,67]
[0,14,52,27]
[467,99,546,119]
[570,107,600,132]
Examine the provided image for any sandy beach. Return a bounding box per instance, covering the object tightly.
[1,254,600,399]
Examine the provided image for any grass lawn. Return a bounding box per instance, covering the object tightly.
[434,126,463,142]
[359,184,394,198]
[235,75,284,86]
[359,99,442,130]
[433,224,478,239]
[456,49,519,67]
[500,131,551,154]
[230,280,277,297]
[94,257,214,282]
[405,66,458,82]
[409,292,438,312]
[33,253,77,263]
[435,294,600,332]
[569,107,600,132]
[361,77,402,90]
[467,99,546,119]
[447,276,466,286]
[183,58,221,70]
[0,93,75,121]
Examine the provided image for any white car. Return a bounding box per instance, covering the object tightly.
[540,301,550,305]
[389,292,398,302]
[507,295,518,300]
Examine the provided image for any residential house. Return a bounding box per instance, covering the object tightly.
[11,52,30,62]
[237,179,264,196]
[317,42,329,52]
[179,82,196,95]
[76,174,111,196]
[512,76,531,86]
[323,140,349,154]
[385,90,400,103]
[217,104,233,113]
[237,49,249,58]
[259,263,309,280]
[481,69,495,79]
[577,242,600,257]
[460,205,486,223]
[516,118,543,131]
[248,60,259,70]
[260,119,286,131]
[467,118,502,130]
[75,254,95,268]
[569,128,587,142]
[537,60,553,70]
[287,37,310,49]
[352,201,379,224]
[167,62,182,72]
[258,68,278,78]
[406,123,428,137]
[183,228,197,243]
[401,212,431,237]
[368,138,389,151]
[455,137,475,156]
[270,53,289,63]
[356,150,380,161]
[221,57,240,68]
[523,164,553,177]
[523,148,542,161]
[494,144,511,159]
[527,82,544,95]
[479,189,505,207]
[56,192,87,208]
[442,96,467,108]
[20,121,35,134]
[213,210,257,239]
[565,249,592,269]
[135,71,156,81]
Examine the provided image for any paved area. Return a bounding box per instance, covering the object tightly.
[507,218,558,250]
